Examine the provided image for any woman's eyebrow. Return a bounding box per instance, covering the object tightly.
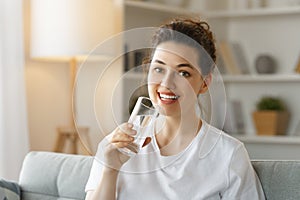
[177,63,195,70]
[153,59,195,70]
[153,59,166,65]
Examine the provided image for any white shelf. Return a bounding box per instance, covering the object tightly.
[122,73,300,82]
[222,74,300,83]
[204,6,300,19]
[125,0,192,15]
[233,135,300,145]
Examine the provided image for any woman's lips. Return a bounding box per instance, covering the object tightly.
[157,92,180,104]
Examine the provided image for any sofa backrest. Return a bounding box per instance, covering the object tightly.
[19,151,93,200]
[252,160,300,200]
[19,152,300,200]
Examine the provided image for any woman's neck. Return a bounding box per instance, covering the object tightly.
[155,113,202,156]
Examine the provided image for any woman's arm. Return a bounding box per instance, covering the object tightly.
[221,144,265,199]
[84,123,136,200]
[85,167,119,200]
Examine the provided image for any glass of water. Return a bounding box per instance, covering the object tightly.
[118,96,159,156]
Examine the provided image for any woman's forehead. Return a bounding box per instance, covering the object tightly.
[153,42,200,69]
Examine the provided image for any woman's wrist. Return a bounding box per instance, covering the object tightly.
[103,166,119,175]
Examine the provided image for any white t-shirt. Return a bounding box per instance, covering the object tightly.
[85,121,265,199]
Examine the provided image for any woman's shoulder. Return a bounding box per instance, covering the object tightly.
[197,121,244,159]
[202,121,242,144]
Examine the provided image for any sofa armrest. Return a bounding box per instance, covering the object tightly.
[19,151,93,200]
[0,178,21,200]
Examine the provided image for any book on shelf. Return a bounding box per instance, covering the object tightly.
[295,55,300,74]
[230,42,250,74]
[217,40,250,75]
[293,120,300,136]
[124,48,150,73]
[124,45,130,72]
[216,54,227,74]
[223,100,245,135]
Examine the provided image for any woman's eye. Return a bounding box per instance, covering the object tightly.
[154,67,163,73]
[179,71,190,77]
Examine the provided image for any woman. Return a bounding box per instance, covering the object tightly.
[85,18,265,199]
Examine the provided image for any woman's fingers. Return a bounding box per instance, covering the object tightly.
[119,123,137,136]
[110,123,136,147]
[111,132,134,143]
[113,141,132,148]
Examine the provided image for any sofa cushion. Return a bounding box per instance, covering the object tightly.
[19,151,93,200]
[0,178,20,200]
[252,160,300,200]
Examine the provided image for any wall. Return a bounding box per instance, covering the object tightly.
[23,0,124,154]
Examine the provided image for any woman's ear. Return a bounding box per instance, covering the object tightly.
[198,73,212,94]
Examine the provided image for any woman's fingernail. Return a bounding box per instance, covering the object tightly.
[132,130,137,135]
[127,123,133,128]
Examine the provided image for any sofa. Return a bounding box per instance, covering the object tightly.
[1,151,300,200]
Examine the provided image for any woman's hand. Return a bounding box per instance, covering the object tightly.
[103,123,136,170]
[102,123,152,171]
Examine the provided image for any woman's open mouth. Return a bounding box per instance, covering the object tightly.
[158,92,180,104]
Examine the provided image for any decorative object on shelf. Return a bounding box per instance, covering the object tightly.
[255,54,277,74]
[252,96,290,135]
[295,55,300,74]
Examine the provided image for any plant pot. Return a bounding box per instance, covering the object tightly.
[252,111,290,135]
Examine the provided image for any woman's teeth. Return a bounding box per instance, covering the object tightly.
[159,93,179,100]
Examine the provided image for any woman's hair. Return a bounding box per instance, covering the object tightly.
[149,17,216,76]
[134,17,216,106]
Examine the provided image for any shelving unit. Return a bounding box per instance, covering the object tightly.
[233,135,300,144]
[222,74,300,83]
[203,2,300,159]
[125,0,192,15]
[203,6,300,18]
[233,135,300,159]
[121,0,300,159]
[124,0,196,30]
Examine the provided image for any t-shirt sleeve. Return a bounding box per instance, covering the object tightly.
[221,144,265,200]
[85,158,104,192]
[85,134,113,192]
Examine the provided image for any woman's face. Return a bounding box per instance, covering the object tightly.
[148,41,208,117]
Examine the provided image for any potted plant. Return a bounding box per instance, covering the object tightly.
[252,96,290,135]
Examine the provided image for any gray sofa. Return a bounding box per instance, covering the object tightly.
[2,151,300,200]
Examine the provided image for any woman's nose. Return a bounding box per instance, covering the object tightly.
[161,71,176,90]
